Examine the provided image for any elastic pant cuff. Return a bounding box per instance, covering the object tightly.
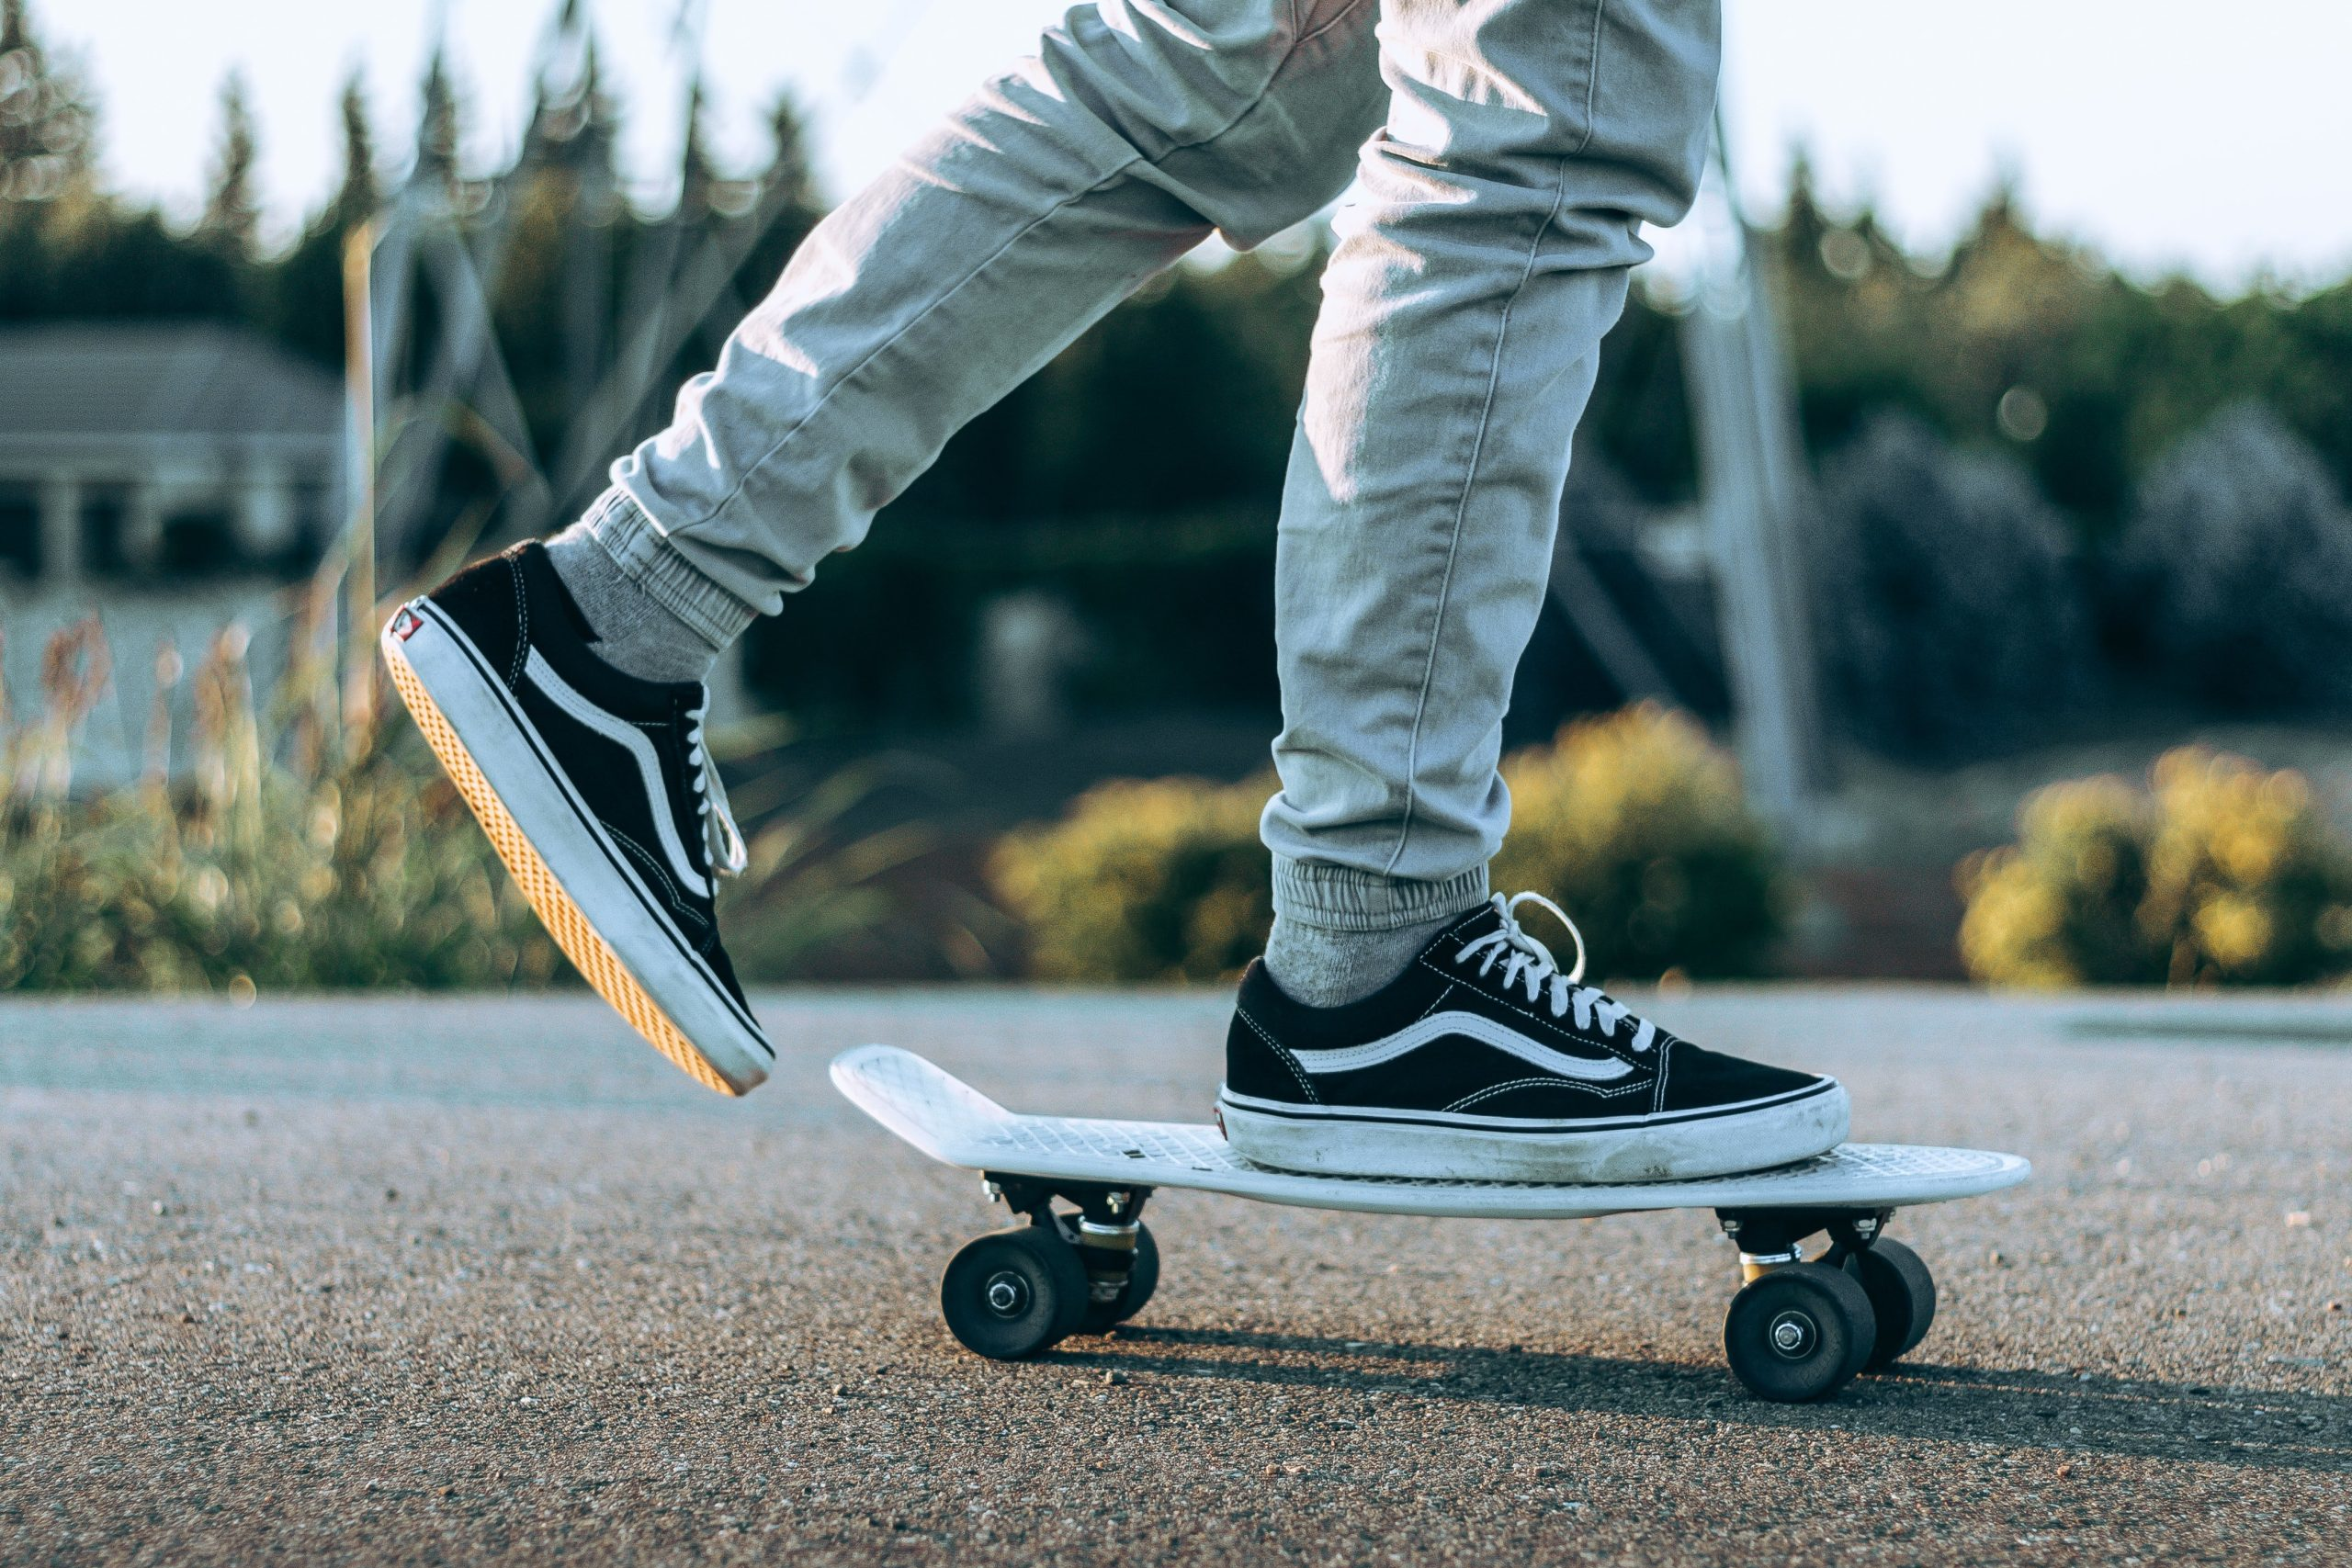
[1271,857,1490,933]
[577,486,760,649]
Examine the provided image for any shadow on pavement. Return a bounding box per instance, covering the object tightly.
[1052,1326,2352,1474]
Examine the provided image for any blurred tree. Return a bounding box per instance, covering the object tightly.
[413,43,464,203]
[6,43,2352,745]
[762,91,814,212]
[1768,151,2352,527]
[1812,414,2093,756]
[0,0,95,202]
[262,68,377,369]
[198,70,262,255]
[333,69,378,224]
[2114,404,2352,711]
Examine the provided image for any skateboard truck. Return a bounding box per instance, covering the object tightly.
[1716,1206,1894,1280]
[1711,1204,1935,1400]
[938,1174,1165,1351]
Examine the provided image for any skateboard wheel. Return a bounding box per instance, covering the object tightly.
[940,1226,1091,1359]
[1841,1237,1937,1369]
[1723,1262,1877,1403]
[1080,1223,1159,1335]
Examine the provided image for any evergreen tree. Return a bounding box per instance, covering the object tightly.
[762,90,813,212]
[333,68,377,225]
[676,75,716,222]
[0,0,96,202]
[199,70,261,254]
[413,44,461,200]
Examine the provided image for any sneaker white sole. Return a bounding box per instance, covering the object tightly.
[1216,1080,1849,1184]
[381,600,774,1097]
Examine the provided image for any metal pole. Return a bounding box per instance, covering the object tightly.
[1678,121,1828,840]
[342,219,377,734]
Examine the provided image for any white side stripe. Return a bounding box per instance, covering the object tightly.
[1290,1011,1636,1082]
[523,649,707,898]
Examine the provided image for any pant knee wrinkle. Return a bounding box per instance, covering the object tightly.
[677,17,1354,543]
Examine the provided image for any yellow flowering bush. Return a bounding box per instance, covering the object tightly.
[1959,748,2352,987]
[1492,705,1783,981]
[989,775,1274,983]
[989,705,1783,983]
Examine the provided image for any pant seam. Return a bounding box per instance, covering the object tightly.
[1577,0,1607,157]
[1380,96,1591,879]
[674,17,1354,536]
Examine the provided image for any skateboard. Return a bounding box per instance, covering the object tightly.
[831,1044,2030,1402]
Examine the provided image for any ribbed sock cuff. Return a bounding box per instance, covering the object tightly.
[1270,856,1490,933]
[577,486,760,650]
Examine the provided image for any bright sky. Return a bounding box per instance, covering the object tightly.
[43,0,2352,293]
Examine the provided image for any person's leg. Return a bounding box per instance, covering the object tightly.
[1261,0,1721,1004]
[386,0,1388,1095]
[1222,0,1847,1184]
[557,0,1386,682]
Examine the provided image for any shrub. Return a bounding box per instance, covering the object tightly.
[989,775,1273,984]
[1812,414,2093,756]
[1958,747,2352,987]
[2113,403,2352,709]
[989,705,1782,984]
[1491,705,1782,981]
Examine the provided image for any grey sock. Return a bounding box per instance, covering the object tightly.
[544,522,728,683]
[1263,906,1470,1010]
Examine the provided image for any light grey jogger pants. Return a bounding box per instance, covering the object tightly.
[586,0,1722,932]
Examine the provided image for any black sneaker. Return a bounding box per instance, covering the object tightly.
[1218,894,1846,1182]
[379,542,774,1096]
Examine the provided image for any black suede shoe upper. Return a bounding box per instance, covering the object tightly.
[1227,898,1835,1131]
[417,543,752,1013]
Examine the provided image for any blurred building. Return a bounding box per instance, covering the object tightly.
[0,322,345,786]
[0,322,343,581]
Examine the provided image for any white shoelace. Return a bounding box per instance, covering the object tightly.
[684,700,748,879]
[1454,891,1657,1052]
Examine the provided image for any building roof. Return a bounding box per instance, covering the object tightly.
[0,323,343,446]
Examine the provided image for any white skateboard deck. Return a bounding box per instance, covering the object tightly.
[831,1045,2030,1222]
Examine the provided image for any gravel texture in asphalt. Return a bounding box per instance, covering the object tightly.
[2,987,2347,1564]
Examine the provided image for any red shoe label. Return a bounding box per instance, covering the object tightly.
[392,607,423,641]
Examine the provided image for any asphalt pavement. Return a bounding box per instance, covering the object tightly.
[2,987,2347,1564]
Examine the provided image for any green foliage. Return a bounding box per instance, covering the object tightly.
[989,775,1273,985]
[1958,748,2352,987]
[0,610,561,993]
[1772,166,2352,530]
[988,706,1781,984]
[1490,705,1783,981]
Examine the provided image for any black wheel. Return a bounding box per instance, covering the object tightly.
[940,1226,1091,1359]
[1080,1223,1159,1334]
[1723,1262,1878,1403]
[1842,1237,1937,1370]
